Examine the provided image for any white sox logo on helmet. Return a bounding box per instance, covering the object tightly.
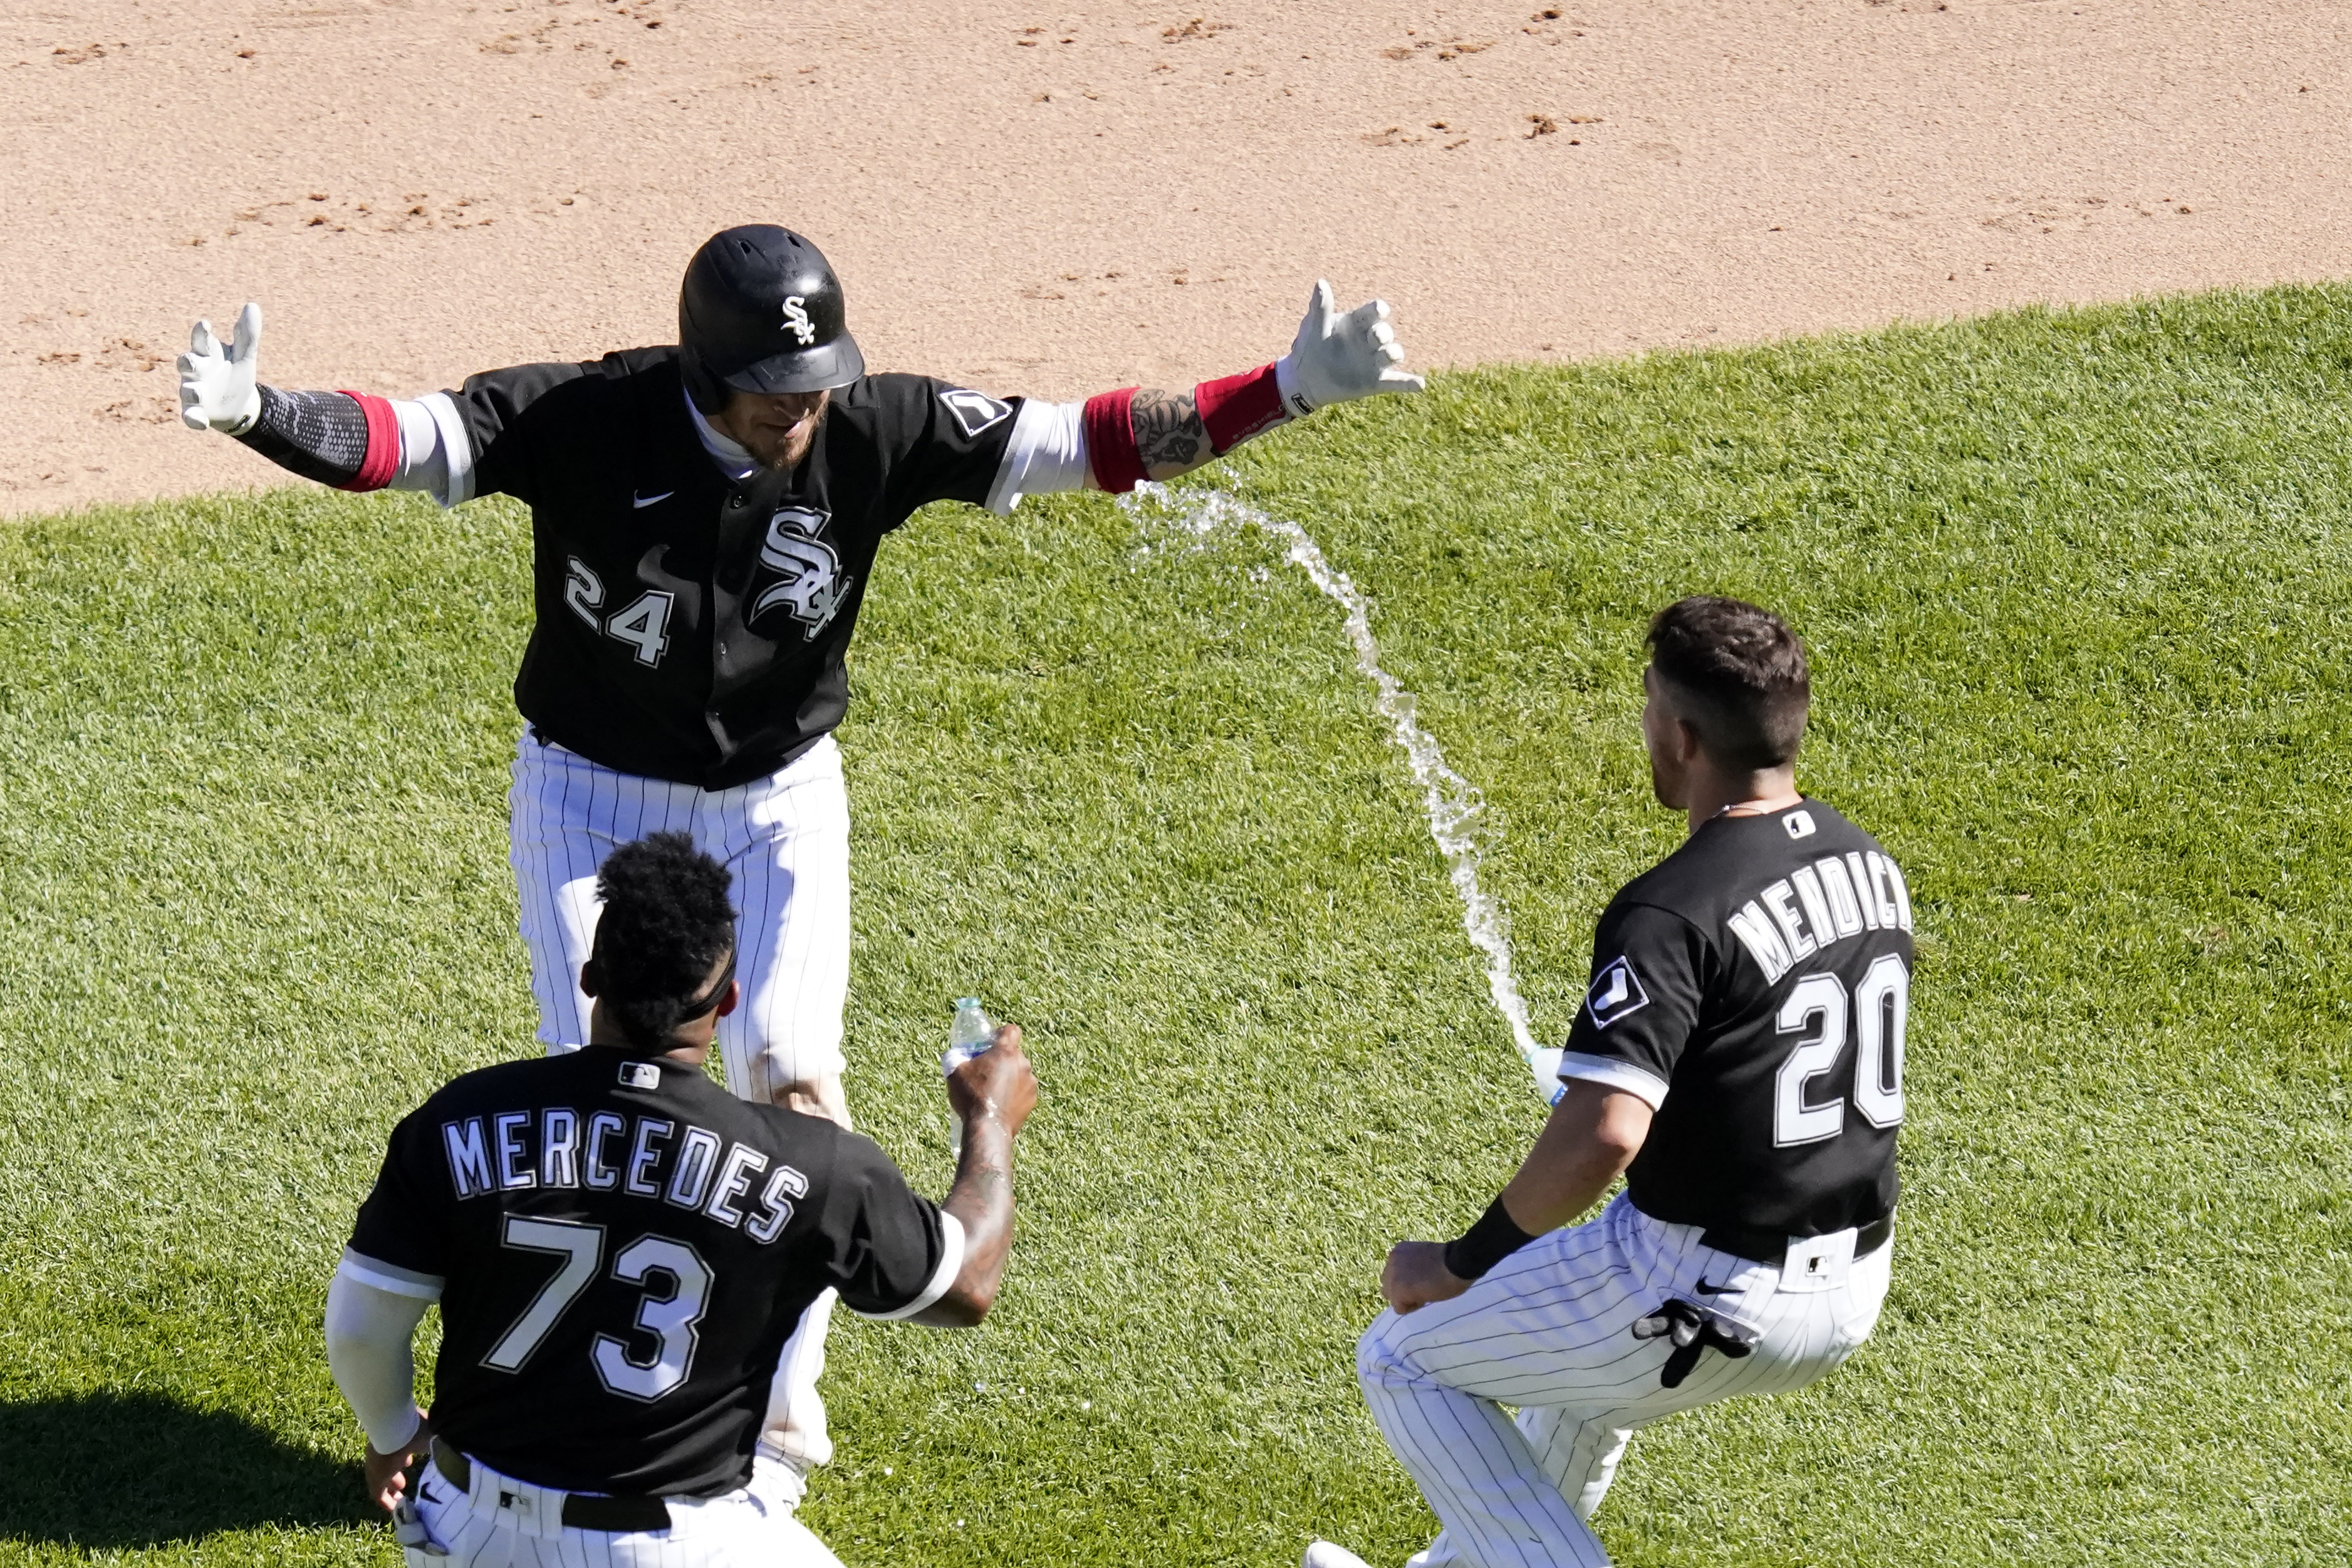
[782,296,816,346]
[753,507,853,637]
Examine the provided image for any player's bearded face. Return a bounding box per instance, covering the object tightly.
[718,390,832,470]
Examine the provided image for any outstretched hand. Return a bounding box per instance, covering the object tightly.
[1279,280,1425,414]
[178,302,264,434]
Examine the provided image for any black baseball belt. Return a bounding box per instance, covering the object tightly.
[1699,1210,1894,1269]
[430,1438,672,1534]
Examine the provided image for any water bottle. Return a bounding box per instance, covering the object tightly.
[942,997,994,1152]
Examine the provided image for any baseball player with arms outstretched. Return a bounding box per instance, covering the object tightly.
[1309,597,1914,1568]
[180,225,1421,1478]
[325,831,1040,1567]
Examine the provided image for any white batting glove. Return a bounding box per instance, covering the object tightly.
[177,302,264,435]
[1275,280,1425,416]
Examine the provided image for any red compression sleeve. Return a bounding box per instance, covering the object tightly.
[1194,362,1288,453]
[336,392,401,492]
[1083,386,1148,495]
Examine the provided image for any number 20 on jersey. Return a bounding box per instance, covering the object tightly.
[1773,956,1907,1148]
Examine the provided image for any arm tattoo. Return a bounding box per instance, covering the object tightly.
[1130,388,1207,476]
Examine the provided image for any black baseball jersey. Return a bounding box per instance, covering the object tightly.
[443,348,1021,788]
[1558,800,1914,1241]
[345,1048,955,1497]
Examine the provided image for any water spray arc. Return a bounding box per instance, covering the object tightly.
[1127,485,1563,1104]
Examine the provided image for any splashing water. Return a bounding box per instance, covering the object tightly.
[1127,485,1564,1104]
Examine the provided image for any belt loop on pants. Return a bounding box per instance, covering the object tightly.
[431,1438,673,1534]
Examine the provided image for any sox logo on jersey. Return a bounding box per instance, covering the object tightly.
[1586,957,1650,1028]
[754,507,853,636]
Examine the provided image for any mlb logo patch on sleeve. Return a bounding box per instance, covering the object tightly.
[619,1062,662,1090]
[939,389,1012,438]
[1585,956,1651,1029]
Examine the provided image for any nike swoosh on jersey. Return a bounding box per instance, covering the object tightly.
[633,490,674,508]
[1694,1277,1732,1295]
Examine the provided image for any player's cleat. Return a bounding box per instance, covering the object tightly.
[1303,1542,1376,1568]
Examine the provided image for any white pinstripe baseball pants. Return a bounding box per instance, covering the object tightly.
[1357,1194,1892,1568]
[508,730,853,1097]
[507,730,853,1473]
[406,1453,842,1568]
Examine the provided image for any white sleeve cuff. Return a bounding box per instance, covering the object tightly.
[852,1210,967,1321]
[408,391,474,508]
[338,1247,445,1300]
[1556,1053,1671,1110]
[389,399,440,493]
[983,398,1087,515]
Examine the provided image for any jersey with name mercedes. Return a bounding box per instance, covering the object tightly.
[440,348,1021,788]
[344,1048,955,1498]
[1557,800,1914,1242]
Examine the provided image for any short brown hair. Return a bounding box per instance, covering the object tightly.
[1645,596,1810,769]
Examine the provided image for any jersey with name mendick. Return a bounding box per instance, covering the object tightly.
[346,1050,955,1498]
[444,348,1020,788]
[1559,801,1915,1242]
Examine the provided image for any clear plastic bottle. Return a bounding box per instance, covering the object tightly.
[942,997,994,1152]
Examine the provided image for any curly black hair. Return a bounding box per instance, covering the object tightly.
[588,832,737,1048]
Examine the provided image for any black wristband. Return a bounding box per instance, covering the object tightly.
[1443,1196,1540,1281]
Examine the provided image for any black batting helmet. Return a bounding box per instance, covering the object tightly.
[678,225,865,411]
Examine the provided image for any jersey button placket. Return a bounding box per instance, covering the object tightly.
[713,485,760,691]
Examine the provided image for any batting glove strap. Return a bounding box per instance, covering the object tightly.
[235,386,400,491]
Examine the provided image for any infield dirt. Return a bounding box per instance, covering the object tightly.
[4,0,2348,515]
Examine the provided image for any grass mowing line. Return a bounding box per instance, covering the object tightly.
[1126,482,1562,1104]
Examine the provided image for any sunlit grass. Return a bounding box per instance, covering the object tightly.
[4,284,2348,1566]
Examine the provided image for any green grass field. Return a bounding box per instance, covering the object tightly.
[4,284,2350,1567]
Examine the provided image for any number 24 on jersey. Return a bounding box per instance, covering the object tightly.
[564,556,675,668]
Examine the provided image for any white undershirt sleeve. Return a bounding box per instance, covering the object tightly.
[386,392,476,509]
[324,1251,440,1452]
[983,399,1089,515]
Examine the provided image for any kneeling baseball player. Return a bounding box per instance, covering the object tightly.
[1310,597,1913,1568]
[324,831,1038,1567]
[182,225,1418,1477]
